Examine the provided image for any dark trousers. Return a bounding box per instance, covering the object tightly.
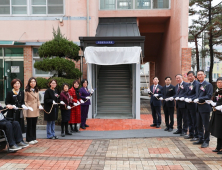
[177,108,188,133]
[197,112,210,143]
[0,120,23,147]
[151,103,161,125]
[81,105,89,126]
[216,138,222,150]
[61,122,68,132]
[26,117,38,142]
[187,109,198,138]
[163,106,174,129]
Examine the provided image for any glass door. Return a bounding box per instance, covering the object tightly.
[4,60,24,99]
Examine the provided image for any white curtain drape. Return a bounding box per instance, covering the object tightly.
[84,46,141,65]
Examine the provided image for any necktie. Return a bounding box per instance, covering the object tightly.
[177,84,180,93]
[153,85,156,93]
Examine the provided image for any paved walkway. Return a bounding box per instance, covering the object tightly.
[0,137,221,170]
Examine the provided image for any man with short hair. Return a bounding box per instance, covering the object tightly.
[184,71,199,141]
[161,76,176,132]
[192,70,213,148]
[173,74,189,136]
[148,77,163,128]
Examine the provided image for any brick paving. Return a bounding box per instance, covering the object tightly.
[0,136,222,169]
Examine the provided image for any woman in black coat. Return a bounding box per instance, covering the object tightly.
[5,79,27,133]
[209,77,222,154]
[44,79,59,139]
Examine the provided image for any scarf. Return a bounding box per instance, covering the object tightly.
[12,89,19,95]
[74,88,80,99]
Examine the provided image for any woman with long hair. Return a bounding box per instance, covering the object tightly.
[44,79,59,139]
[60,83,73,137]
[24,77,43,144]
[5,79,28,133]
[68,80,84,132]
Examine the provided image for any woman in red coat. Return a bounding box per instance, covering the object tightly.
[68,80,84,132]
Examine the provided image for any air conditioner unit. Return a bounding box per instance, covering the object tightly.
[39,91,45,104]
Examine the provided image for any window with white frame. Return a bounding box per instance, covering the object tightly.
[31,0,64,15]
[0,0,27,15]
[0,0,64,15]
[33,48,53,77]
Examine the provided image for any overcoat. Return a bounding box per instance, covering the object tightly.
[209,89,222,138]
[5,90,25,133]
[24,91,41,117]
[68,87,81,124]
[44,88,59,121]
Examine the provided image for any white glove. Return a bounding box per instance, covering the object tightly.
[91,89,94,94]
[80,99,84,104]
[165,98,169,101]
[60,101,65,105]
[159,97,163,100]
[147,88,151,93]
[12,105,18,110]
[175,97,179,101]
[77,101,80,105]
[210,101,216,107]
[86,96,91,100]
[154,94,159,97]
[73,103,78,106]
[39,105,43,110]
[185,98,189,102]
[215,105,222,111]
[205,100,212,104]
[67,106,71,110]
[28,107,33,111]
[180,97,185,101]
[53,100,57,105]
[169,97,174,101]
[22,105,28,110]
[194,99,199,103]
[187,98,192,103]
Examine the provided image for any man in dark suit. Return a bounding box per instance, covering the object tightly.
[192,70,213,148]
[161,76,176,132]
[173,74,189,136]
[184,71,199,141]
[148,77,163,128]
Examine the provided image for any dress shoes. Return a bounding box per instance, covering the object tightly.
[193,140,203,145]
[61,132,65,137]
[180,132,187,136]
[217,151,222,154]
[156,125,160,128]
[190,137,199,141]
[80,126,86,129]
[173,130,182,134]
[212,148,220,152]
[201,142,209,148]
[168,128,173,132]
[164,127,169,131]
[150,124,157,127]
[184,135,193,139]
[85,124,89,127]
[65,131,72,135]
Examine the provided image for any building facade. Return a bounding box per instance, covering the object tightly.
[0,0,191,118]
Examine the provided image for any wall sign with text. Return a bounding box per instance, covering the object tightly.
[96,41,115,45]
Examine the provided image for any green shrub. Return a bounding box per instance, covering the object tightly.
[34,57,82,79]
[36,77,48,90]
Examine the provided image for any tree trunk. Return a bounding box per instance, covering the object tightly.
[208,1,214,84]
[195,36,200,71]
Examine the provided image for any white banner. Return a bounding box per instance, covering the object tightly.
[84,46,141,65]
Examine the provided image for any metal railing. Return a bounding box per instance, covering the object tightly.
[100,0,170,10]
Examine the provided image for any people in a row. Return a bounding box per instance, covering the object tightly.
[148,70,221,152]
[0,77,93,151]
